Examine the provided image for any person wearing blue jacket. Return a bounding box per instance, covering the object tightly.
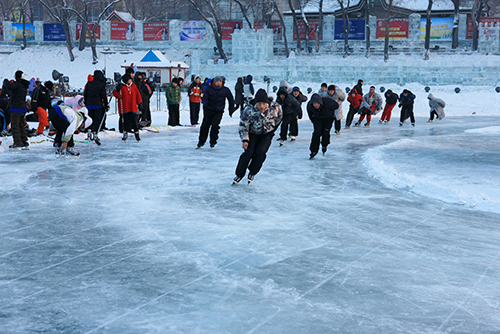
[197,76,235,148]
[399,89,416,127]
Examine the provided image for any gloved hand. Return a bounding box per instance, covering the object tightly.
[398,104,402,108]
[115,82,122,92]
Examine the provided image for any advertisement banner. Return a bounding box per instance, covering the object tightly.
[143,22,169,41]
[376,19,409,39]
[221,21,242,40]
[76,23,100,41]
[43,23,66,41]
[420,18,453,40]
[467,17,500,39]
[334,19,365,40]
[12,23,35,41]
[111,22,135,41]
[254,21,283,40]
[180,21,208,41]
[294,20,322,40]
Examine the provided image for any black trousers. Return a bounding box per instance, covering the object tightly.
[345,105,359,127]
[198,109,223,146]
[140,98,151,123]
[10,112,27,145]
[430,110,438,120]
[400,105,415,124]
[48,107,73,147]
[309,117,334,154]
[280,113,295,140]
[289,117,299,136]
[334,118,341,132]
[168,104,180,126]
[235,132,274,177]
[189,101,201,125]
[123,112,139,133]
[88,107,105,132]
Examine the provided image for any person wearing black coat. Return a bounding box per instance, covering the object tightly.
[307,93,339,159]
[140,76,153,125]
[83,70,108,136]
[352,79,364,97]
[0,79,12,135]
[398,89,416,126]
[380,89,399,123]
[197,76,235,148]
[234,77,244,114]
[6,70,30,148]
[276,87,301,144]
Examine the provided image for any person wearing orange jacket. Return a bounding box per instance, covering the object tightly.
[113,74,142,141]
[187,75,203,125]
[345,88,363,129]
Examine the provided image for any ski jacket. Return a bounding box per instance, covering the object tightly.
[243,75,254,99]
[188,82,203,104]
[329,86,346,120]
[234,79,244,105]
[6,78,30,111]
[203,81,235,114]
[353,80,363,96]
[31,84,51,110]
[292,91,308,106]
[84,71,108,109]
[113,82,142,114]
[384,90,399,105]
[318,89,329,98]
[64,95,84,111]
[399,90,416,107]
[276,89,302,118]
[279,80,291,93]
[165,83,181,105]
[141,81,154,100]
[239,102,283,142]
[347,91,363,109]
[428,93,446,119]
[360,92,383,115]
[307,94,339,120]
[51,105,92,142]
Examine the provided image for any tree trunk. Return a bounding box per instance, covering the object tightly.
[275,3,290,57]
[22,10,27,50]
[471,0,483,51]
[288,0,301,51]
[233,0,252,29]
[424,0,433,60]
[384,0,393,62]
[365,2,370,58]
[451,0,460,49]
[214,23,228,63]
[316,0,323,52]
[62,19,75,62]
[79,23,87,51]
[91,27,98,63]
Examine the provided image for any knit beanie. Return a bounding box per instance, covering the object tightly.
[15,70,24,80]
[254,89,268,103]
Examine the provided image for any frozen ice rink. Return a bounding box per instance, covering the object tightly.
[1,115,499,333]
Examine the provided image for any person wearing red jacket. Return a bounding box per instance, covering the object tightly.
[187,75,203,125]
[113,74,142,141]
[345,88,363,129]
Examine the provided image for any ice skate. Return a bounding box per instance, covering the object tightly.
[122,133,128,141]
[335,131,340,135]
[279,140,284,147]
[344,126,350,129]
[64,148,80,158]
[247,174,254,184]
[378,120,383,124]
[290,136,296,141]
[322,146,327,155]
[399,123,403,127]
[134,131,140,141]
[232,176,243,185]
[364,122,370,128]
[427,119,433,123]
[353,122,361,127]
[309,151,317,160]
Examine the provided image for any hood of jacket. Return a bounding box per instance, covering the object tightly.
[244,75,253,84]
[427,93,435,100]
[93,70,106,83]
[310,93,323,106]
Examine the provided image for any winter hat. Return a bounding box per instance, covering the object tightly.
[292,86,300,93]
[277,88,288,99]
[427,93,434,100]
[15,70,24,80]
[121,74,132,84]
[44,81,54,91]
[125,67,135,76]
[194,75,201,81]
[310,93,323,105]
[254,89,269,104]
[213,76,223,84]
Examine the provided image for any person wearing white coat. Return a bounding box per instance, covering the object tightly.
[427,93,446,122]
[327,84,345,135]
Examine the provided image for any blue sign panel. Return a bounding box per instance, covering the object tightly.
[334,19,365,40]
[44,23,66,41]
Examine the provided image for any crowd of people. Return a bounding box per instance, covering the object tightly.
[0,69,446,182]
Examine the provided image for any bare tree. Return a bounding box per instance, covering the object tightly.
[233,0,253,29]
[271,0,289,57]
[338,0,350,58]
[383,0,393,62]
[471,0,486,51]
[39,0,75,60]
[187,0,228,63]
[451,0,460,49]
[423,0,433,60]
[298,0,310,52]
[365,0,371,58]
[315,0,323,52]
[287,0,301,51]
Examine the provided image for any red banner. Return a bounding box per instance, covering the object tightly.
[467,17,500,39]
[76,23,100,41]
[144,22,169,41]
[376,19,409,39]
[254,21,283,40]
[220,21,242,40]
[293,20,322,40]
[111,22,135,41]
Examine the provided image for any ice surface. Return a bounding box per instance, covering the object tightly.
[1,111,500,333]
